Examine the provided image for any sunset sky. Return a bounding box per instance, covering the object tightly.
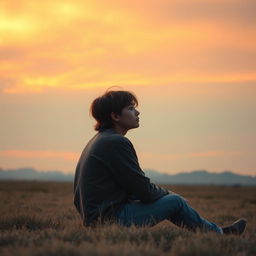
[0,0,255,175]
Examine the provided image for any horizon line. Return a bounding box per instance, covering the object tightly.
[0,167,255,177]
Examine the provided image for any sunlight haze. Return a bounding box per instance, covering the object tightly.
[0,0,255,175]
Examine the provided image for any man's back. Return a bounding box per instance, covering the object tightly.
[74,129,129,226]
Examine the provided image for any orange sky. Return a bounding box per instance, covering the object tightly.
[0,0,255,175]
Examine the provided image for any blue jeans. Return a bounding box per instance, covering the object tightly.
[116,194,222,234]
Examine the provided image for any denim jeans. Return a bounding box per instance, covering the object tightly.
[116,194,222,234]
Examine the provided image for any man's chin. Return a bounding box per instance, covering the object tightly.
[129,124,139,130]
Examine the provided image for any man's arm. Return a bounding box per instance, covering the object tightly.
[102,136,169,203]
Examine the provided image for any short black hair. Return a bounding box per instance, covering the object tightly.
[90,90,138,131]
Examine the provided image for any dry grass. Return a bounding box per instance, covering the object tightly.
[0,181,255,256]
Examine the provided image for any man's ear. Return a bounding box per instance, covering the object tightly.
[110,112,120,122]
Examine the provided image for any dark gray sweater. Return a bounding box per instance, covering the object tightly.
[74,128,169,226]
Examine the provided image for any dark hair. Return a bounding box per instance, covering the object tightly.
[90,90,138,131]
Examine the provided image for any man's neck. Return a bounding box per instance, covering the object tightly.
[112,125,127,136]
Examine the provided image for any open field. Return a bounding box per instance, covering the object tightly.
[0,181,255,256]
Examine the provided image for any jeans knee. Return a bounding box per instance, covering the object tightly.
[168,194,186,208]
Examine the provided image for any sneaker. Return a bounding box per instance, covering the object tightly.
[221,218,246,235]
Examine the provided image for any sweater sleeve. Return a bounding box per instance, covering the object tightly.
[100,136,169,203]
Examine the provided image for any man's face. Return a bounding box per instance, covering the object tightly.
[114,104,140,131]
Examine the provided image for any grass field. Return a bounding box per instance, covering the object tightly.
[0,181,255,256]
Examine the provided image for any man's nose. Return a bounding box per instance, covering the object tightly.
[136,110,140,116]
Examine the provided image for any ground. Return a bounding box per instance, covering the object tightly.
[0,181,255,256]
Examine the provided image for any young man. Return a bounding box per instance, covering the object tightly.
[74,90,246,235]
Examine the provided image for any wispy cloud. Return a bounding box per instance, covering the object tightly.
[0,149,243,164]
[0,150,79,161]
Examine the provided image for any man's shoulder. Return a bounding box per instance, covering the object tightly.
[88,131,133,158]
[100,131,131,146]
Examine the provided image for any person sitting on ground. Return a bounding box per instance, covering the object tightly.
[74,89,246,235]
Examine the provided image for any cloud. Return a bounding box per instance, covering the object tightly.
[0,149,242,164]
[150,0,256,27]
[0,0,255,93]
[0,150,79,161]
